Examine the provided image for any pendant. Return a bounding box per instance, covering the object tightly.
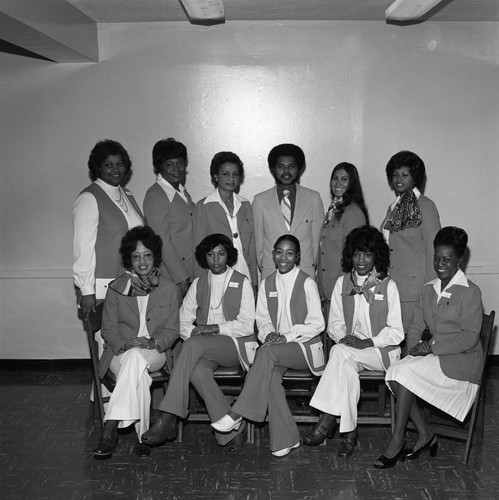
[232,232,239,239]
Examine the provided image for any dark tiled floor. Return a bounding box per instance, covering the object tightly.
[1,368,498,500]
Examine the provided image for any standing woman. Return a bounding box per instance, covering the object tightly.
[143,138,195,299]
[381,151,441,332]
[317,162,369,304]
[375,227,483,468]
[73,139,144,319]
[212,235,325,457]
[193,152,257,289]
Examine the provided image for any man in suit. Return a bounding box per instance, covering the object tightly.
[253,143,324,280]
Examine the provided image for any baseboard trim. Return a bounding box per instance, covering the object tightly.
[0,359,91,371]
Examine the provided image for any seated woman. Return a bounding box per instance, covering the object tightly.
[374,226,483,469]
[141,233,256,454]
[93,226,179,459]
[211,235,325,457]
[304,226,403,458]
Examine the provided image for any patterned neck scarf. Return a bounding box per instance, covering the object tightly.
[342,270,381,305]
[325,198,342,225]
[384,189,422,232]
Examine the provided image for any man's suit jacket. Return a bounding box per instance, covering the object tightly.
[143,182,195,284]
[193,197,258,285]
[98,274,180,377]
[253,184,324,279]
[407,275,483,384]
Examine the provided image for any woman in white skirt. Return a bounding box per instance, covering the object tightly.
[374,226,483,469]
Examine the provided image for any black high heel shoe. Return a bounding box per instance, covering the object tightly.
[405,435,438,460]
[374,441,406,469]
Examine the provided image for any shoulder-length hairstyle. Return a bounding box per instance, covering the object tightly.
[195,233,238,269]
[120,226,163,270]
[152,137,188,175]
[341,226,390,278]
[330,162,369,225]
[88,139,132,181]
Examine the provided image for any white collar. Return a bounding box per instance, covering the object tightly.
[157,174,186,203]
[205,189,246,204]
[430,268,469,294]
[95,178,121,193]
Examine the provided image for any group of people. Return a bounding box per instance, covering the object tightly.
[73,139,484,468]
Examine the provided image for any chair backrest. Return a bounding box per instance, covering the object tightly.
[85,302,105,370]
[478,311,495,380]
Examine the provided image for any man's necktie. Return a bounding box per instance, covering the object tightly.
[281,190,291,230]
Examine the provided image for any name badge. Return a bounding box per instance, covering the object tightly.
[374,294,384,301]
[228,282,239,288]
[441,291,452,299]
[269,291,278,298]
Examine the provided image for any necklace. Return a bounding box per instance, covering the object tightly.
[209,270,231,310]
[114,188,128,213]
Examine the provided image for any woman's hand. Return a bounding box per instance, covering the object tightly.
[409,341,432,357]
[178,278,190,299]
[123,336,150,351]
[79,294,96,320]
[339,335,373,350]
[261,332,287,348]
[192,324,219,336]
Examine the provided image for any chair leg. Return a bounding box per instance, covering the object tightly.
[390,393,395,433]
[176,421,183,443]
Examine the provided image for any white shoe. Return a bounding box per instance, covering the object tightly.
[211,415,243,433]
[272,441,300,457]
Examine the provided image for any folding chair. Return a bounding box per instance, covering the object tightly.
[421,311,495,463]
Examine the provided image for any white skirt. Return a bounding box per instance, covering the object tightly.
[385,354,478,422]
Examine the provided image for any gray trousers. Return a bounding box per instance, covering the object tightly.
[159,335,244,445]
[232,342,308,452]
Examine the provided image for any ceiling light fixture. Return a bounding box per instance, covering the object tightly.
[386,0,446,22]
[178,0,225,24]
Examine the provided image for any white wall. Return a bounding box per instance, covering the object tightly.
[0,21,497,358]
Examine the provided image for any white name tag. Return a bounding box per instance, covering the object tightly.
[441,291,452,299]
[269,291,278,297]
[228,282,239,288]
[374,294,384,301]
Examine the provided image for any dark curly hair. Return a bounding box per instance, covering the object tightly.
[88,140,132,182]
[267,143,305,177]
[273,234,301,266]
[210,151,245,188]
[342,226,390,278]
[120,226,163,270]
[152,138,188,175]
[434,226,468,258]
[329,162,369,225]
[385,150,426,190]
[195,233,238,269]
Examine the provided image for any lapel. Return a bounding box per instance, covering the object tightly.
[291,184,310,231]
[210,202,231,231]
[266,187,288,231]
